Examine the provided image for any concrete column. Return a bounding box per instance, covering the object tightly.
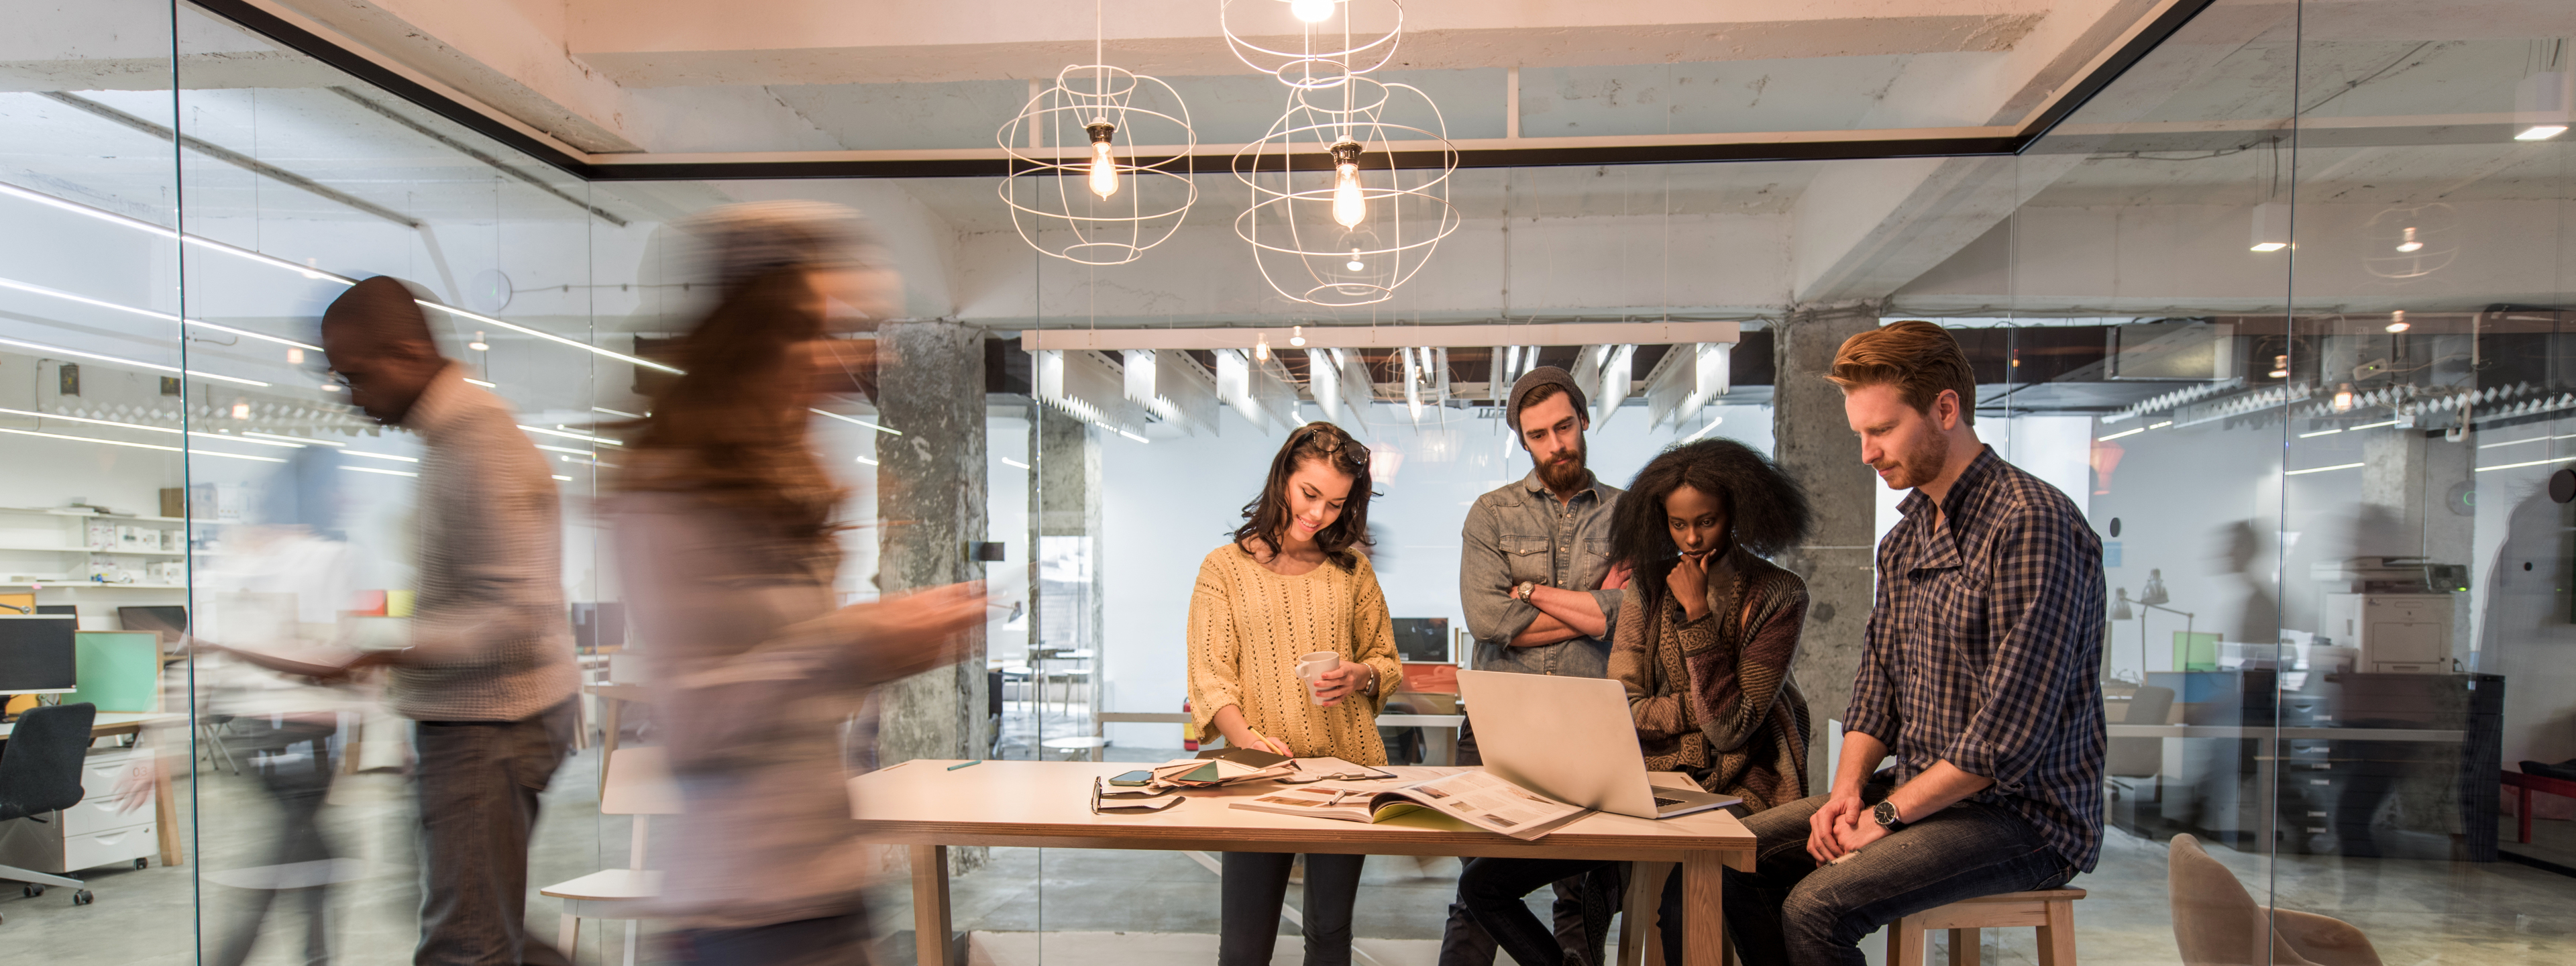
[2359,425,2475,659]
[874,320,991,774]
[1036,405,1104,661]
[1770,302,1884,795]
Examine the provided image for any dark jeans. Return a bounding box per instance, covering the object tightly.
[1456,859,1629,966]
[1721,790,2076,966]
[413,700,576,966]
[673,912,869,966]
[212,720,340,966]
[1438,723,1593,966]
[1221,852,1366,966]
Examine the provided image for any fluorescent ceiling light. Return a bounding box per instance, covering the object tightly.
[2096,427,2145,441]
[2518,125,2567,141]
[0,276,321,353]
[855,455,878,466]
[0,335,268,387]
[244,431,339,446]
[341,465,417,477]
[2298,427,2343,438]
[531,443,595,456]
[1000,456,1030,469]
[0,426,284,462]
[0,184,681,377]
[2477,456,2567,473]
[2148,421,2174,429]
[2348,419,2398,431]
[463,377,497,388]
[342,450,419,463]
[592,407,642,419]
[519,425,622,446]
[810,409,902,435]
[551,474,574,482]
[1116,428,1150,443]
[419,301,681,374]
[1680,415,1725,443]
[0,406,305,448]
[2284,462,2363,476]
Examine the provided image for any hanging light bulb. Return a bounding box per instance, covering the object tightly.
[1289,0,1334,23]
[2269,354,2290,379]
[2332,382,2357,413]
[1289,325,1306,347]
[1254,333,1271,362]
[2395,226,2423,253]
[2386,310,2411,333]
[1085,121,1120,199]
[286,347,305,365]
[1345,248,1364,271]
[1328,140,1365,228]
[468,330,490,352]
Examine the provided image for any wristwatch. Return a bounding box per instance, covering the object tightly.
[1511,580,1540,602]
[1872,800,1907,832]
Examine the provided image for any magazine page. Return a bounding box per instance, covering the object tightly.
[1230,784,1421,823]
[1381,770,1589,841]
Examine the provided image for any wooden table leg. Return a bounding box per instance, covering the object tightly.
[1623,861,1674,966]
[1950,928,1981,966]
[1681,851,1726,966]
[152,761,182,866]
[911,844,953,966]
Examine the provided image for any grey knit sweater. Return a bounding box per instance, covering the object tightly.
[385,365,578,721]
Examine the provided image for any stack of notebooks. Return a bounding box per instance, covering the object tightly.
[1148,747,1299,788]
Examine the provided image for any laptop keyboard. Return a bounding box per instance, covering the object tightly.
[1654,796,1684,808]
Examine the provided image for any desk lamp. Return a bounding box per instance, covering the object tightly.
[2112,573,2196,678]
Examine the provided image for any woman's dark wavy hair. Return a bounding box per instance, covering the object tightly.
[1232,422,1377,571]
[1609,438,1813,612]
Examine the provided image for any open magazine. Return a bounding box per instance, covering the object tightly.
[1230,770,1589,841]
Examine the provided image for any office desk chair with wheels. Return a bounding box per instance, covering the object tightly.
[0,702,101,916]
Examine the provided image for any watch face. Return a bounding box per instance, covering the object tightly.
[1874,802,1899,827]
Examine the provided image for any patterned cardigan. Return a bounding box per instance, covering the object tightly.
[1608,545,1813,812]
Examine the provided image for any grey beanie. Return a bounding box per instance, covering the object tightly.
[1506,365,1588,431]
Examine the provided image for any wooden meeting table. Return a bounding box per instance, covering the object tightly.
[849,759,1756,966]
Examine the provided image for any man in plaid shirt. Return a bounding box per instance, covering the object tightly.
[1722,321,2106,966]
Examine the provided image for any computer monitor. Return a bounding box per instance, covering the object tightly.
[570,602,626,653]
[1390,617,1450,663]
[36,605,74,616]
[0,615,78,694]
[118,605,188,644]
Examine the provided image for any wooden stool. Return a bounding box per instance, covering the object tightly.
[1885,888,2084,966]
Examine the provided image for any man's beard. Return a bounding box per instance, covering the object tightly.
[1876,427,1951,491]
[1538,438,1589,492]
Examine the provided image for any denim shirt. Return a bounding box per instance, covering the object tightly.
[1458,467,1624,678]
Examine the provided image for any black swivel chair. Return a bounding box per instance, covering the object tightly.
[0,702,101,912]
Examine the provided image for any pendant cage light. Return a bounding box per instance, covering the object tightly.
[1220,0,1405,90]
[1233,75,1459,307]
[997,41,1196,265]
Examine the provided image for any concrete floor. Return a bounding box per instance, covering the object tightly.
[10,721,2573,966]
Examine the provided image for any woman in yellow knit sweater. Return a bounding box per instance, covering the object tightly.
[1188,421,1403,966]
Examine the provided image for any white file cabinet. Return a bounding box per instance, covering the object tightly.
[0,745,157,882]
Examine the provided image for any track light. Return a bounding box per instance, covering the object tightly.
[2385,311,2410,334]
[2394,227,2423,253]
[2269,354,2290,379]
[2332,383,2357,413]
[1289,325,1305,347]
[468,331,490,352]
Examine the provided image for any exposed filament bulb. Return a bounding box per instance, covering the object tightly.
[1085,121,1118,199]
[2395,225,2422,253]
[1328,140,1364,228]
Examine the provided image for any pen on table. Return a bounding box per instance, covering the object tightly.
[947,760,983,771]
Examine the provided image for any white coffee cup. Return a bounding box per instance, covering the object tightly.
[1296,651,1339,705]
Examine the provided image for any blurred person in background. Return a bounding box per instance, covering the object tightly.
[608,201,984,965]
[1186,421,1402,966]
[124,446,364,966]
[319,276,582,966]
[1456,438,1815,966]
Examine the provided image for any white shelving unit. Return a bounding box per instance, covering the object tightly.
[0,506,203,589]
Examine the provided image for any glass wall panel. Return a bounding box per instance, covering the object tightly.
[0,0,188,957]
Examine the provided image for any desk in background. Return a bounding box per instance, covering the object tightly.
[0,711,186,868]
[850,759,1754,966]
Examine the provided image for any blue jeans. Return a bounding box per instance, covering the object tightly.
[413,700,576,966]
[1721,790,2075,966]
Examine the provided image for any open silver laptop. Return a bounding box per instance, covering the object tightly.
[1456,669,1737,820]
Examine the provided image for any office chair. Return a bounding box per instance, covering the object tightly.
[0,702,101,913]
